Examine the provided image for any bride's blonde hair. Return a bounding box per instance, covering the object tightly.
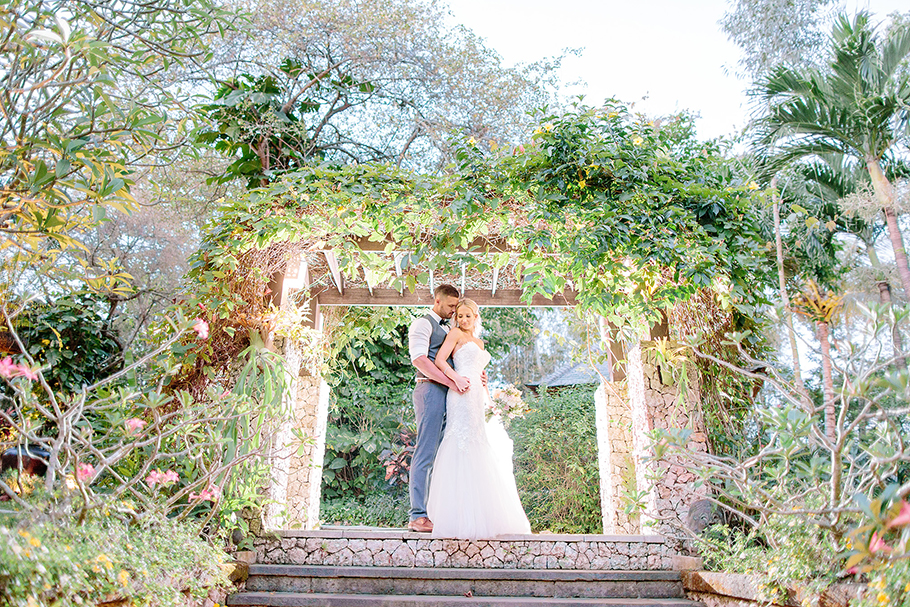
[455,299,482,337]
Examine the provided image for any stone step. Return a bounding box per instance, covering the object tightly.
[245,565,685,598]
[228,592,702,607]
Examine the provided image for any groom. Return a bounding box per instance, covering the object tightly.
[406,284,464,532]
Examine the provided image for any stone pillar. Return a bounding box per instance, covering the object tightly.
[627,339,709,538]
[595,381,638,533]
[263,336,331,530]
[284,373,330,528]
[627,341,658,531]
[263,337,301,530]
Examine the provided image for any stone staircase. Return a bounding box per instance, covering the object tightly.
[228,529,703,606]
[228,564,703,606]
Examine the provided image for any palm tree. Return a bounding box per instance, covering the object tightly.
[756,12,910,297]
[793,157,906,365]
[792,281,843,442]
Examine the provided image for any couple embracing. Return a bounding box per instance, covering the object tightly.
[406,284,531,539]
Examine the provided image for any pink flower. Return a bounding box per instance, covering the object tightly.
[190,484,221,502]
[869,532,893,553]
[76,463,95,482]
[0,357,17,378]
[0,358,38,381]
[887,501,910,528]
[515,144,525,154]
[125,418,146,434]
[16,365,38,381]
[192,319,209,339]
[146,469,179,487]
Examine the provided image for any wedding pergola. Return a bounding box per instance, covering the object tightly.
[260,232,705,540]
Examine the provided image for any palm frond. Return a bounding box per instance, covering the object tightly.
[881,21,910,79]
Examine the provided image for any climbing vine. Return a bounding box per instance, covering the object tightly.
[177,101,772,394]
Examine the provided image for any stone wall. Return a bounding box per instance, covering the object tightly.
[255,530,676,570]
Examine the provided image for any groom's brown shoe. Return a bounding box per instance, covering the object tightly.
[407,517,433,532]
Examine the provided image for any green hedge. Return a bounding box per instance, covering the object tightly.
[511,385,602,534]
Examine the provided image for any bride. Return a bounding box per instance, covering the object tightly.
[425,299,531,539]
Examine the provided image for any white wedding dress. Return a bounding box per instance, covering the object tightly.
[426,341,531,539]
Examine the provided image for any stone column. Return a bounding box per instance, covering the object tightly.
[263,335,331,530]
[629,339,709,538]
[627,340,658,531]
[263,337,302,530]
[594,381,638,533]
[283,372,330,528]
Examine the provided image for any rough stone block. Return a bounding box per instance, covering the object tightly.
[415,549,433,567]
[382,539,399,553]
[391,544,413,567]
[287,547,306,563]
[609,554,630,569]
[323,539,345,554]
[352,550,373,566]
[304,538,323,552]
[347,539,366,553]
[372,551,392,567]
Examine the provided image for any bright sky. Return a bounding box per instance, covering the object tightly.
[445,0,909,141]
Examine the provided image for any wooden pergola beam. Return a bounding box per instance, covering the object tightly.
[348,235,513,253]
[323,251,344,295]
[315,288,578,307]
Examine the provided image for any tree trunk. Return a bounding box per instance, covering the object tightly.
[876,280,907,367]
[861,238,906,365]
[867,158,910,298]
[772,178,812,411]
[816,319,836,442]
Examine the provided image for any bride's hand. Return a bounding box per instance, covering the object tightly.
[453,374,471,393]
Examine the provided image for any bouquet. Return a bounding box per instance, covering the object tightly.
[486,384,529,426]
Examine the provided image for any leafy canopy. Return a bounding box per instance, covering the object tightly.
[186,101,771,370]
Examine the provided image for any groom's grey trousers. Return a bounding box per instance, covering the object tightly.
[409,381,447,521]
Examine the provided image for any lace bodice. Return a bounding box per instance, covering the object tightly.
[446,341,491,451]
[453,341,490,378]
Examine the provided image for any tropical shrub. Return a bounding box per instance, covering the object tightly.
[9,294,122,394]
[321,308,416,501]
[511,385,601,534]
[0,299,291,603]
[656,303,910,597]
[0,515,230,607]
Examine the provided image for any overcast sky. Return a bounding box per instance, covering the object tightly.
[444,0,909,140]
